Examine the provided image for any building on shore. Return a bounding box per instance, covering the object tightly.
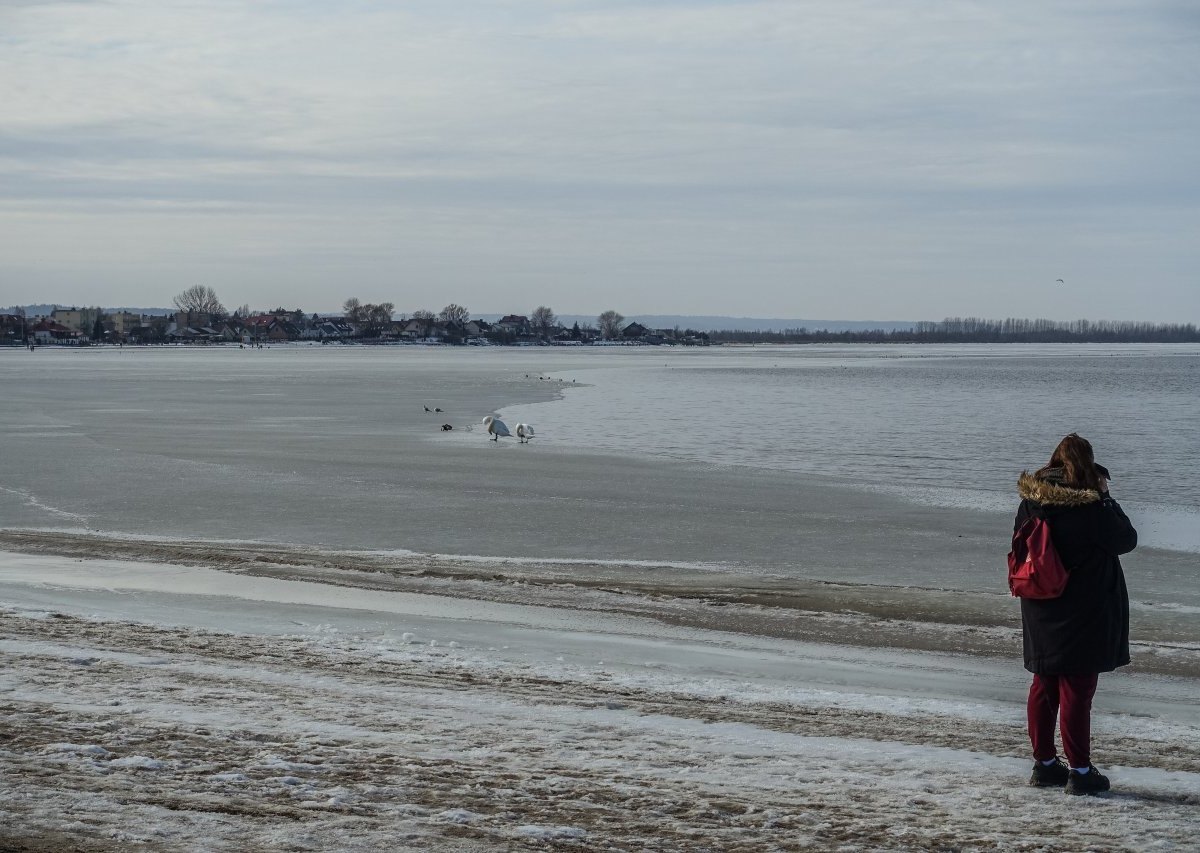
[108,312,147,339]
[51,307,101,334]
[32,319,85,345]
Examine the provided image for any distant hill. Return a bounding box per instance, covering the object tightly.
[2,304,63,316]
[3,304,174,317]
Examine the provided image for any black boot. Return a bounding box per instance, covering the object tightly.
[1065,765,1111,795]
[1029,757,1070,787]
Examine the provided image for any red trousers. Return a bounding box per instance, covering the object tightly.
[1027,673,1099,768]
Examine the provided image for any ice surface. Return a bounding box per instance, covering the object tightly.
[3,346,1196,600]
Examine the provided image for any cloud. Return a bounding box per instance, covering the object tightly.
[0,0,1197,318]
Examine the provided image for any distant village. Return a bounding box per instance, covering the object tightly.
[0,292,711,348]
[4,288,1197,347]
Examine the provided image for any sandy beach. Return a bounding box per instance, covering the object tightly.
[3,541,1200,851]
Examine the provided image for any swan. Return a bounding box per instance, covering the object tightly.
[515,423,535,443]
[482,415,511,441]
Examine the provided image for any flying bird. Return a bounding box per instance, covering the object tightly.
[515,423,535,444]
[1056,279,1064,284]
[482,415,511,441]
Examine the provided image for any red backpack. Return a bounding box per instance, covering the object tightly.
[1008,514,1069,599]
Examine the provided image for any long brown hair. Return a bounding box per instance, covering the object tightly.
[1037,433,1103,491]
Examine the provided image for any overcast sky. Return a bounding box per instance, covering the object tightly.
[2,0,1197,320]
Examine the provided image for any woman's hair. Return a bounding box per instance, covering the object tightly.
[1037,433,1103,491]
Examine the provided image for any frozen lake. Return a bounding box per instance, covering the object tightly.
[1,344,1197,609]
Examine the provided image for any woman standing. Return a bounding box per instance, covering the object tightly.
[1015,433,1137,795]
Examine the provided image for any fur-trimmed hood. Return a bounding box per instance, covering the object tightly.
[1017,471,1102,507]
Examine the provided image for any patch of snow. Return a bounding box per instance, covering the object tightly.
[436,808,485,824]
[45,743,111,758]
[3,606,55,620]
[107,756,164,770]
[323,789,354,807]
[516,824,588,840]
[255,756,324,772]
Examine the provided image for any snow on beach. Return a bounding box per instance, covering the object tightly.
[3,551,1200,851]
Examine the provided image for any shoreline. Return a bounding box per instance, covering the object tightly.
[9,339,1200,349]
[3,530,1198,678]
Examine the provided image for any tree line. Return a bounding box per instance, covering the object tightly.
[709,317,1200,344]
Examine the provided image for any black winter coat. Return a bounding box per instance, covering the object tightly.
[1014,471,1138,675]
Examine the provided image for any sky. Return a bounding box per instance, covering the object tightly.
[1,0,1197,321]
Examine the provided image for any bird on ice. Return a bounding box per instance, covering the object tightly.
[515,423,535,444]
[482,415,511,441]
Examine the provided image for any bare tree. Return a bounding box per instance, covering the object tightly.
[439,304,469,324]
[368,302,395,326]
[234,303,251,319]
[342,297,365,323]
[174,285,225,316]
[597,309,624,340]
[531,305,556,339]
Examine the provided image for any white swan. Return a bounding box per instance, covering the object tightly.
[515,423,535,443]
[482,415,511,441]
